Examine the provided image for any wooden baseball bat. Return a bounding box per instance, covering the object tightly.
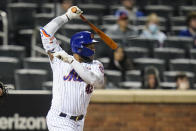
[71,8,118,50]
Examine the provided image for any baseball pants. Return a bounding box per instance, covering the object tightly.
[46,109,84,131]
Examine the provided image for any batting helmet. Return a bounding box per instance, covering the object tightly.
[70,31,98,57]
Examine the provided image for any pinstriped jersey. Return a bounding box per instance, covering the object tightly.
[51,58,103,116]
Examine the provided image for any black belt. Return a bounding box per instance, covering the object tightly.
[59,112,84,122]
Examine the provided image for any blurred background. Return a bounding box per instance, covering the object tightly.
[1,0,196,90]
[0,0,196,131]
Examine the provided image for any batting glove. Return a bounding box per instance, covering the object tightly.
[65,6,83,20]
[53,51,73,64]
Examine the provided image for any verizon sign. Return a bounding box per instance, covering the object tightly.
[0,113,46,130]
[0,91,52,131]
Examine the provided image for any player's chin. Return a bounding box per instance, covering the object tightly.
[89,55,94,61]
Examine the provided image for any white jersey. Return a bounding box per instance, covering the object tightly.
[50,56,103,116]
[40,23,104,117]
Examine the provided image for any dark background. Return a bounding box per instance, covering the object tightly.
[0,93,51,131]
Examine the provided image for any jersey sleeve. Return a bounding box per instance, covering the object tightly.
[71,60,104,88]
[92,61,105,87]
[40,14,69,53]
[40,14,69,69]
[40,28,63,53]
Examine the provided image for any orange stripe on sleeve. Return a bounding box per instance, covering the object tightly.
[41,29,50,37]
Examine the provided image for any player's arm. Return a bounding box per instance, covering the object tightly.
[40,14,68,59]
[40,6,82,61]
[72,60,104,88]
[53,51,104,87]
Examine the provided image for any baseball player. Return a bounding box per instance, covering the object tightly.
[40,6,104,131]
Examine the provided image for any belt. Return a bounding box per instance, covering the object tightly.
[59,112,84,122]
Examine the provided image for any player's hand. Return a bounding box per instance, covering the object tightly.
[53,51,73,64]
[66,6,83,20]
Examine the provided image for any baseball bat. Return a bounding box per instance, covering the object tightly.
[71,8,118,50]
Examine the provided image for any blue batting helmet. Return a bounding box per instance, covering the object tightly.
[70,31,98,57]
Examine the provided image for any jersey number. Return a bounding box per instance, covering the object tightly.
[85,84,93,94]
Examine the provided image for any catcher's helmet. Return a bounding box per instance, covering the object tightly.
[70,31,98,57]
